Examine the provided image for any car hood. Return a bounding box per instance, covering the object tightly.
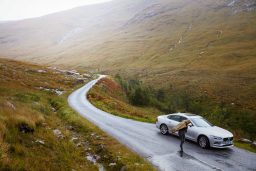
[197,126,233,138]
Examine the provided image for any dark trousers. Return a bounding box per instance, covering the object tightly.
[178,129,186,151]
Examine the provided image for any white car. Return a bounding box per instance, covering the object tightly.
[156,113,234,148]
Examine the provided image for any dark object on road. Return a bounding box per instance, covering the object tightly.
[18,123,34,133]
[179,150,183,157]
[172,120,191,152]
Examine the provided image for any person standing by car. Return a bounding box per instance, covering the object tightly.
[171,120,191,152]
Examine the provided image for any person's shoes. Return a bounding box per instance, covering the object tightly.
[179,150,184,157]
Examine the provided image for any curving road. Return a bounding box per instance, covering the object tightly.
[68,76,256,171]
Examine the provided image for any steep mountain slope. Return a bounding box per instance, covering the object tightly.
[0,0,255,109]
[0,0,153,63]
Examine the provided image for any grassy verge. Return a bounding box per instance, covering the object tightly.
[0,58,156,171]
[234,141,256,153]
[87,77,162,123]
[50,96,156,171]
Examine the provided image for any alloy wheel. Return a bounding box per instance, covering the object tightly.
[199,136,208,148]
[160,124,168,135]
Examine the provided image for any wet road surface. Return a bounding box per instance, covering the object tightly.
[68,76,256,171]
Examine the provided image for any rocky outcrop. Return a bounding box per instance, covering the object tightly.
[53,129,65,139]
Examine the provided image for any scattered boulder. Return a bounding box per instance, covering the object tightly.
[95,135,102,140]
[48,66,55,69]
[82,73,92,78]
[109,163,117,167]
[86,154,101,164]
[66,70,78,75]
[35,139,45,145]
[6,101,16,110]
[54,89,64,96]
[18,123,34,133]
[20,81,26,86]
[76,142,83,147]
[71,137,79,143]
[37,87,64,96]
[94,155,101,161]
[53,129,65,139]
[251,141,256,147]
[37,70,47,73]
[75,141,90,148]
[199,51,205,55]
[74,73,80,76]
[239,138,252,144]
[51,107,57,112]
[86,154,97,164]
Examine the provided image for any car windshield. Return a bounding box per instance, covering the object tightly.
[191,118,213,127]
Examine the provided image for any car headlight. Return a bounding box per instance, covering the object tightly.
[211,136,222,140]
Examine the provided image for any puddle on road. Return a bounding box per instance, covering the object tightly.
[214,159,233,168]
[149,151,223,171]
[177,151,222,171]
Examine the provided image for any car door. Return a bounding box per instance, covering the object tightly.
[180,116,196,141]
[167,115,181,134]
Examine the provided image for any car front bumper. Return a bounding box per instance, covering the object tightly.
[210,139,234,148]
[212,144,234,148]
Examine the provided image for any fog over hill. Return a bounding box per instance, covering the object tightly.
[0,0,256,109]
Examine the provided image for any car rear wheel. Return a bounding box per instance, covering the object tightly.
[160,124,168,135]
[198,135,210,149]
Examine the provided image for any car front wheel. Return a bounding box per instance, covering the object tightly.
[160,124,168,135]
[198,135,210,149]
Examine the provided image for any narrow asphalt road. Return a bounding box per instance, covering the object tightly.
[68,76,256,171]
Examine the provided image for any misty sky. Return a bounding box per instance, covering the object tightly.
[0,0,112,21]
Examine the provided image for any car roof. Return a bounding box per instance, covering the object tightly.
[169,113,200,118]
